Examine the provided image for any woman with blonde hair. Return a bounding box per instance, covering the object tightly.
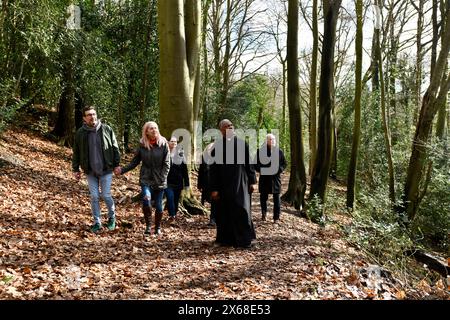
[117,121,170,235]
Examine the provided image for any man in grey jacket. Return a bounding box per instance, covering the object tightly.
[72,106,121,233]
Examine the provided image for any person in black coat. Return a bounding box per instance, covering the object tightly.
[165,137,190,220]
[210,119,257,248]
[254,133,287,222]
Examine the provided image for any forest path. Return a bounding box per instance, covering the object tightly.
[0,126,437,300]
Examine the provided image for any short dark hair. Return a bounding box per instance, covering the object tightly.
[82,106,96,116]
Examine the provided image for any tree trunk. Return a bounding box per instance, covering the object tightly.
[371,31,380,90]
[200,0,211,130]
[374,2,396,204]
[185,0,201,130]
[74,91,83,130]
[413,0,424,125]
[309,0,342,209]
[402,6,450,221]
[388,18,397,144]
[346,0,363,209]
[139,0,155,129]
[217,0,232,120]
[0,0,8,38]
[308,0,318,176]
[52,45,75,147]
[435,0,448,140]
[281,0,307,212]
[158,0,204,215]
[281,62,287,151]
[158,0,193,138]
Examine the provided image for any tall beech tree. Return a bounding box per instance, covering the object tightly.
[309,0,342,212]
[346,0,363,209]
[281,0,307,211]
[158,0,201,140]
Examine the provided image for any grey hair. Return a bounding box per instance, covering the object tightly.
[218,119,232,129]
[266,133,276,140]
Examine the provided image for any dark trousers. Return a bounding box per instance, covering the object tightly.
[210,201,217,222]
[260,193,281,220]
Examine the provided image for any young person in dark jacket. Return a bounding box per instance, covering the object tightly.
[72,106,121,233]
[117,121,170,235]
[254,134,286,222]
[165,137,190,221]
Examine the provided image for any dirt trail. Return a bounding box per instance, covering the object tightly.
[0,127,440,299]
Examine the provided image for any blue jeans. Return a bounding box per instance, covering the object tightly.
[86,173,115,225]
[141,185,164,213]
[164,187,182,217]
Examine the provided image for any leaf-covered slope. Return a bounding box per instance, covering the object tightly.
[0,128,446,300]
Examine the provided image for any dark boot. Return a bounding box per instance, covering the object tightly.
[154,211,163,235]
[143,206,152,235]
[261,211,267,221]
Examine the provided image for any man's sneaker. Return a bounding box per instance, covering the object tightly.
[107,218,116,231]
[91,223,102,233]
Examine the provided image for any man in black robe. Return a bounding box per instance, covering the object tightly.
[210,119,257,248]
[254,133,287,222]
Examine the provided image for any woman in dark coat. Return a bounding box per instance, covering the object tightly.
[118,121,170,235]
[254,134,286,222]
[165,137,190,220]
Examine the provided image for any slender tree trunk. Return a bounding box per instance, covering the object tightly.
[0,0,9,45]
[124,75,134,153]
[52,45,75,147]
[0,0,8,32]
[74,91,84,130]
[413,0,424,125]
[371,31,380,90]
[436,0,449,140]
[201,0,211,130]
[309,0,342,209]
[281,0,307,212]
[211,0,222,121]
[346,0,363,209]
[388,14,398,143]
[374,1,396,203]
[330,120,337,179]
[281,62,287,150]
[139,0,155,128]
[185,0,201,168]
[185,0,201,123]
[218,0,232,120]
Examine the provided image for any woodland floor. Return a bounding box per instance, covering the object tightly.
[0,125,448,300]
